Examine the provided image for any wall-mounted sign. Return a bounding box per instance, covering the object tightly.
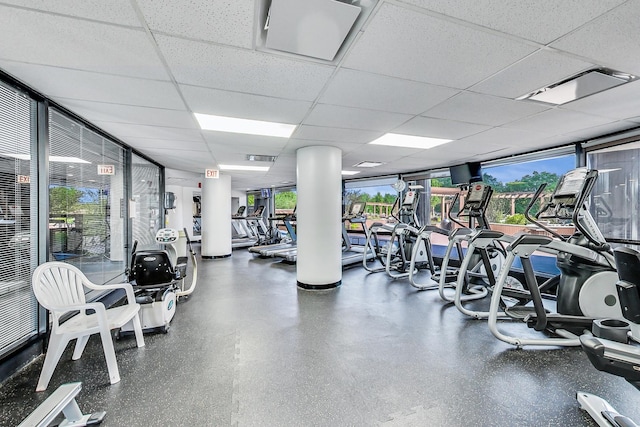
[98,164,115,175]
[16,175,30,184]
[205,168,219,179]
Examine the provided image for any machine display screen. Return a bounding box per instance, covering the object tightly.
[555,168,587,197]
[351,202,365,214]
[467,184,486,203]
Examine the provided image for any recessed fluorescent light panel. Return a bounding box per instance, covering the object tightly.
[369,133,453,149]
[218,164,270,172]
[517,68,637,105]
[353,161,384,168]
[194,113,296,138]
[341,170,360,175]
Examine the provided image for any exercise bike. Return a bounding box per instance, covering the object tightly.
[120,227,197,334]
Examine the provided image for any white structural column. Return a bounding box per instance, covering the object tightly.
[109,170,124,262]
[201,174,232,258]
[296,146,342,289]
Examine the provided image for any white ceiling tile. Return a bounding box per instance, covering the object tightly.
[400,0,626,44]
[0,7,167,80]
[282,139,362,155]
[304,104,412,132]
[92,121,205,141]
[0,61,185,109]
[0,1,141,26]
[470,49,595,99]
[142,149,215,170]
[551,1,640,75]
[180,85,312,124]
[555,120,637,142]
[56,99,197,128]
[423,92,548,126]
[560,79,640,121]
[292,125,382,144]
[138,0,254,48]
[393,116,490,139]
[342,145,423,163]
[156,35,335,101]
[319,69,459,114]
[457,127,552,148]
[201,132,289,150]
[343,3,536,89]
[125,137,209,151]
[504,109,616,136]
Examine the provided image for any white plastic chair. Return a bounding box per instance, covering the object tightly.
[32,261,145,392]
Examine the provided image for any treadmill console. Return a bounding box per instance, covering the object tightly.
[156,228,179,244]
[402,190,416,207]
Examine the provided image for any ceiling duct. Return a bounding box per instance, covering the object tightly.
[264,0,362,61]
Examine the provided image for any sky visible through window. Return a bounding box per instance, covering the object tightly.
[353,156,575,196]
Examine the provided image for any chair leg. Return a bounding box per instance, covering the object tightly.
[132,313,145,348]
[36,334,70,392]
[72,335,90,360]
[98,328,120,385]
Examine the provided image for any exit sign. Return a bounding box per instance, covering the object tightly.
[98,165,115,175]
[205,168,219,179]
[16,175,30,184]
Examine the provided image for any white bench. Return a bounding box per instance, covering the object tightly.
[18,382,105,427]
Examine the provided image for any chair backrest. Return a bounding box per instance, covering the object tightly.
[130,251,175,287]
[32,262,87,311]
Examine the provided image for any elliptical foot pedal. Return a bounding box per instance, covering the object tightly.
[504,306,538,320]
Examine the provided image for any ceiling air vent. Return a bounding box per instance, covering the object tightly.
[246,154,277,162]
[517,68,637,105]
[264,0,362,61]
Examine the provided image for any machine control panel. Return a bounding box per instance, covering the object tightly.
[156,228,179,244]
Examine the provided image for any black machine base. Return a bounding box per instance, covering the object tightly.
[297,280,341,290]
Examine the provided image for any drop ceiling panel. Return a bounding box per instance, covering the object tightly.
[142,149,214,170]
[400,0,627,44]
[56,99,196,129]
[457,126,553,149]
[319,69,459,115]
[560,80,640,120]
[552,120,637,142]
[282,139,362,155]
[180,85,312,124]
[0,61,185,109]
[292,125,382,144]
[0,1,141,26]
[342,145,423,163]
[470,50,595,99]
[0,7,168,80]
[393,117,490,140]
[504,109,615,136]
[343,3,537,89]
[423,92,549,126]
[138,0,254,48]
[124,137,209,151]
[92,121,205,141]
[156,35,335,101]
[202,132,289,150]
[304,104,412,132]
[551,1,640,76]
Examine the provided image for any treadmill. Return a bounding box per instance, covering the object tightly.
[231,206,258,249]
[341,202,375,266]
[248,209,297,257]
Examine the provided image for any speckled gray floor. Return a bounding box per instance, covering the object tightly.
[1,247,639,426]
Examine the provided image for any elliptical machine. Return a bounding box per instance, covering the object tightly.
[363,182,433,279]
[578,246,640,427]
[121,227,197,334]
[487,168,621,347]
